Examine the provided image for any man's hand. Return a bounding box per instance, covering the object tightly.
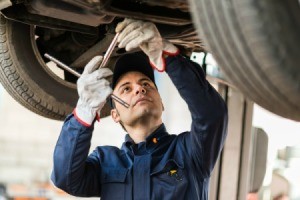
[116,18,179,72]
[74,56,113,126]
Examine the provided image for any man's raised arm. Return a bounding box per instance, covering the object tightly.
[165,55,228,178]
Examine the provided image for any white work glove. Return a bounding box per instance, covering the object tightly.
[73,56,113,126]
[116,18,179,72]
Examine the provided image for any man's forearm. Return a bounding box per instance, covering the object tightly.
[51,114,96,195]
[165,54,227,122]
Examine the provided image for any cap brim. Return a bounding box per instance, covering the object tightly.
[112,51,155,89]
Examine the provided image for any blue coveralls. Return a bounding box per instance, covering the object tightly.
[51,54,228,200]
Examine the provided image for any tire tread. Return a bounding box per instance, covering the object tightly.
[0,16,66,120]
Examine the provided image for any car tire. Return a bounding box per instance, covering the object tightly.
[189,0,300,121]
[0,15,78,120]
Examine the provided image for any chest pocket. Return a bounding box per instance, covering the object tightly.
[101,167,128,200]
[150,159,188,200]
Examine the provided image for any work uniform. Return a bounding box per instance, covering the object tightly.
[51,54,228,200]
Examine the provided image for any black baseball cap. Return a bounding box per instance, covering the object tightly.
[112,51,156,90]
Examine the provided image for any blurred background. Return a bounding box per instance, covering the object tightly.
[0,54,299,200]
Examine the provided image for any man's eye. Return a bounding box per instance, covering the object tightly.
[143,82,150,87]
[123,87,131,92]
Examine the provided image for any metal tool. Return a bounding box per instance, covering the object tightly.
[44,53,82,77]
[100,32,120,68]
[44,33,130,108]
[45,53,129,108]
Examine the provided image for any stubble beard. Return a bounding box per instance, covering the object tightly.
[127,105,161,127]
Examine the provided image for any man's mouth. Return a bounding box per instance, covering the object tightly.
[133,96,152,106]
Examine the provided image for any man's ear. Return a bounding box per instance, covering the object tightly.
[111,108,120,123]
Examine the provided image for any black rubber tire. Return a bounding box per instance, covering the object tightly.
[189,0,300,121]
[0,15,78,120]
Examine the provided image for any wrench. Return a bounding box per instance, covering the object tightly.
[44,33,130,108]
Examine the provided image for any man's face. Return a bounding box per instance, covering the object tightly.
[111,71,163,127]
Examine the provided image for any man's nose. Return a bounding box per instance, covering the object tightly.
[135,85,146,95]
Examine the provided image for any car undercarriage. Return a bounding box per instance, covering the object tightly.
[0,0,299,121]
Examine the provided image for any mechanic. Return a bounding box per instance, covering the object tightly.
[51,18,228,200]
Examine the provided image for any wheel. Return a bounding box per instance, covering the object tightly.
[189,0,300,121]
[0,15,112,120]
